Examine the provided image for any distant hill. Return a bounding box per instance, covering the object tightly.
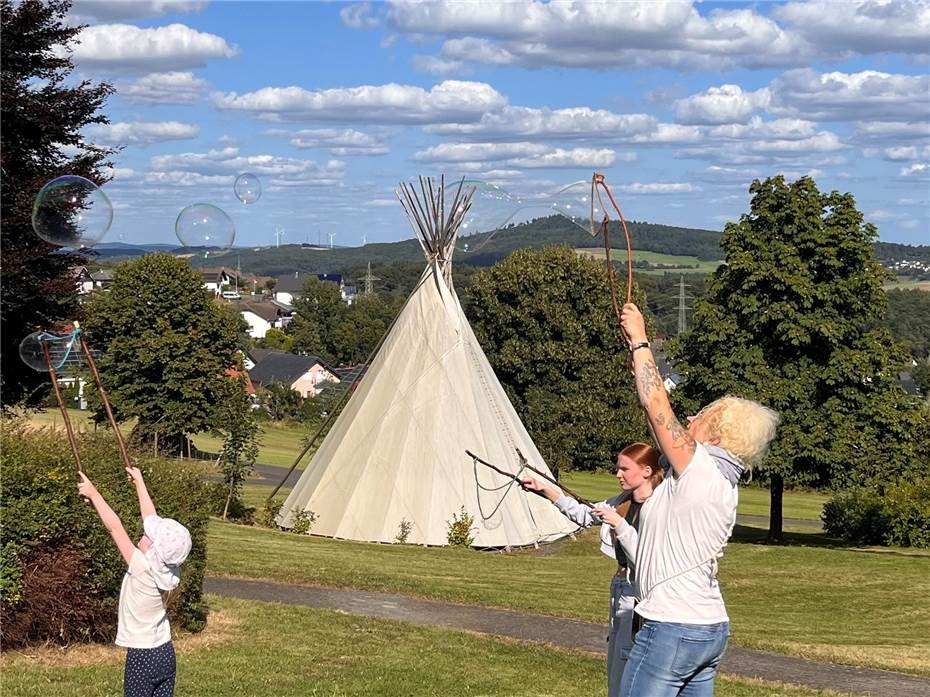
[874,241,930,264]
[185,215,724,276]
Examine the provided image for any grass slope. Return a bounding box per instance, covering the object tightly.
[0,596,852,697]
[206,521,930,676]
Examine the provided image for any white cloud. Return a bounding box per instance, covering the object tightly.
[881,146,929,161]
[673,84,770,125]
[629,123,702,144]
[508,148,616,169]
[900,162,929,177]
[70,1,207,23]
[413,142,548,162]
[340,3,381,29]
[86,120,200,146]
[286,128,389,156]
[67,23,238,73]
[774,0,930,55]
[213,80,506,124]
[118,71,208,104]
[853,120,930,142]
[428,106,657,140]
[148,147,347,186]
[618,182,697,194]
[768,69,929,122]
[386,1,815,70]
[412,55,469,76]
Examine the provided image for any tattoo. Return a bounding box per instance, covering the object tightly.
[655,412,666,427]
[636,359,664,400]
[665,412,696,456]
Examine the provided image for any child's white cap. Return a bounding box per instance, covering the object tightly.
[143,515,192,590]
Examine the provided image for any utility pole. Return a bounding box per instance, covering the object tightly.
[676,275,692,336]
[236,255,240,292]
[362,261,380,295]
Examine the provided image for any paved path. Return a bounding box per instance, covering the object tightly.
[205,576,928,697]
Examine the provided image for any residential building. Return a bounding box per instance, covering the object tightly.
[248,349,340,397]
[239,301,293,339]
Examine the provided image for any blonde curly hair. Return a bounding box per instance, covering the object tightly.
[697,396,780,470]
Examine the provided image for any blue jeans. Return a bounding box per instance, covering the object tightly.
[619,620,729,697]
[607,575,636,697]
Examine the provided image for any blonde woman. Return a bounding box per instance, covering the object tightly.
[618,302,780,697]
[522,442,664,696]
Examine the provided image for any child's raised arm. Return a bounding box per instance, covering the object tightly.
[125,467,156,520]
[78,472,136,564]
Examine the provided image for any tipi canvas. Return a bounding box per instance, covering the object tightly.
[277,178,578,547]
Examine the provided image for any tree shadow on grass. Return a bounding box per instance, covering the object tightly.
[731,524,929,557]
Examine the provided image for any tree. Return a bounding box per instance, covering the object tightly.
[329,293,403,364]
[214,376,261,520]
[82,254,244,454]
[669,176,930,540]
[261,327,293,352]
[0,0,115,407]
[258,383,303,422]
[465,246,650,472]
[287,278,345,362]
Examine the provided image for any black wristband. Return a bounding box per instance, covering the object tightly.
[629,341,650,353]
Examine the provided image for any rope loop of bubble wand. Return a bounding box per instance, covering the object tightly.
[466,449,594,508]
[590,173,634,343]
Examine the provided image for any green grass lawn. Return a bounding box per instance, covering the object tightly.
[576,248,722,274]
[206,521,930,676]
[0,596,852,697]
[192,422,312,469]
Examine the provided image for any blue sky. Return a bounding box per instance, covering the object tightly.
[65,0,930,249]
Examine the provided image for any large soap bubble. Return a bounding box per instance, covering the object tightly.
[234,173,261,204]
[550,180,604,237]
[446,180,521,254]
[31,175,113,248]
[175,203,235,257]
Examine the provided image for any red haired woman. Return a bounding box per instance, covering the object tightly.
[522,442,663,696]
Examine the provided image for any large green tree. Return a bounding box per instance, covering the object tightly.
[669,176,929,539]
[465,246,650,472]
[287,278,346,362]
[82,254,244,454]
[214,375,261,520]
[0,0,115,406]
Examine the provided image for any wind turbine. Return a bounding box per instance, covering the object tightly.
[274,226,285,248]
[328,231,336,249]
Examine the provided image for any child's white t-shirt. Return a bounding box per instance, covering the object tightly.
[115,549,171,648]
[633,443,740,625]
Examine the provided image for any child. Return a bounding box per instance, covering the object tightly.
[78,466,191,697]
[521,443,664,696]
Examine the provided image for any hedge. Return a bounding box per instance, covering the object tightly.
[1,421,213,647]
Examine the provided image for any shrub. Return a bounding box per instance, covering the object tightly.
[445,506,476,547]
[395,518,412,544]
[255,497,283,529]
[0,421,213,648]
[290,509,317,536]
[823,474,930,548]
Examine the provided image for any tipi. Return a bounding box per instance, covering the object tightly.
[277,177,579,547]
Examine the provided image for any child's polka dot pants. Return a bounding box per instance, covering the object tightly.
[124,641,176,697]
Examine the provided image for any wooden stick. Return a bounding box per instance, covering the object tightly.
[44,341,83,472]
[465,449,594,507]
[76,326,132,469]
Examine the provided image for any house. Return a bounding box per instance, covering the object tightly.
[91,269,114,290]
[201,267,238,296]
[239,302,292,339]
[225,366,256,395]
[654,352,683,392]
[248,349,340,398]
[899,372,922,396]
[274,272,355,305]
[72,266,95,294]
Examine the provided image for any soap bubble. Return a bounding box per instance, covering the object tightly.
[175,203,235,257]
[19,330,78,372]
[31,175,113,248]
[446,180,521,254]
[550,180,605,237]
[234,173,261,204]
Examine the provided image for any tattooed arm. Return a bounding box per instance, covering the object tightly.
[620,303,696,476]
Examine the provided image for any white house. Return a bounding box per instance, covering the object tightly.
[240,302,291,339]
[201,267,237,296]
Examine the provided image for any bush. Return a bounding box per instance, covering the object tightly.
[445,506,476,547]
[395,518,412,544]
[290,509,317,536]
[823,474,930,548]
[255,498,283,529]
[0,421,213,648]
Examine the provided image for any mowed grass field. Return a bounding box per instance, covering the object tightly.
[0,596,852,697]
[206,520,930,677]
[576,247,722,274]
[882,276,930,291]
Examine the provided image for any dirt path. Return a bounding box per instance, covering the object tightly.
[205,576,928,697]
